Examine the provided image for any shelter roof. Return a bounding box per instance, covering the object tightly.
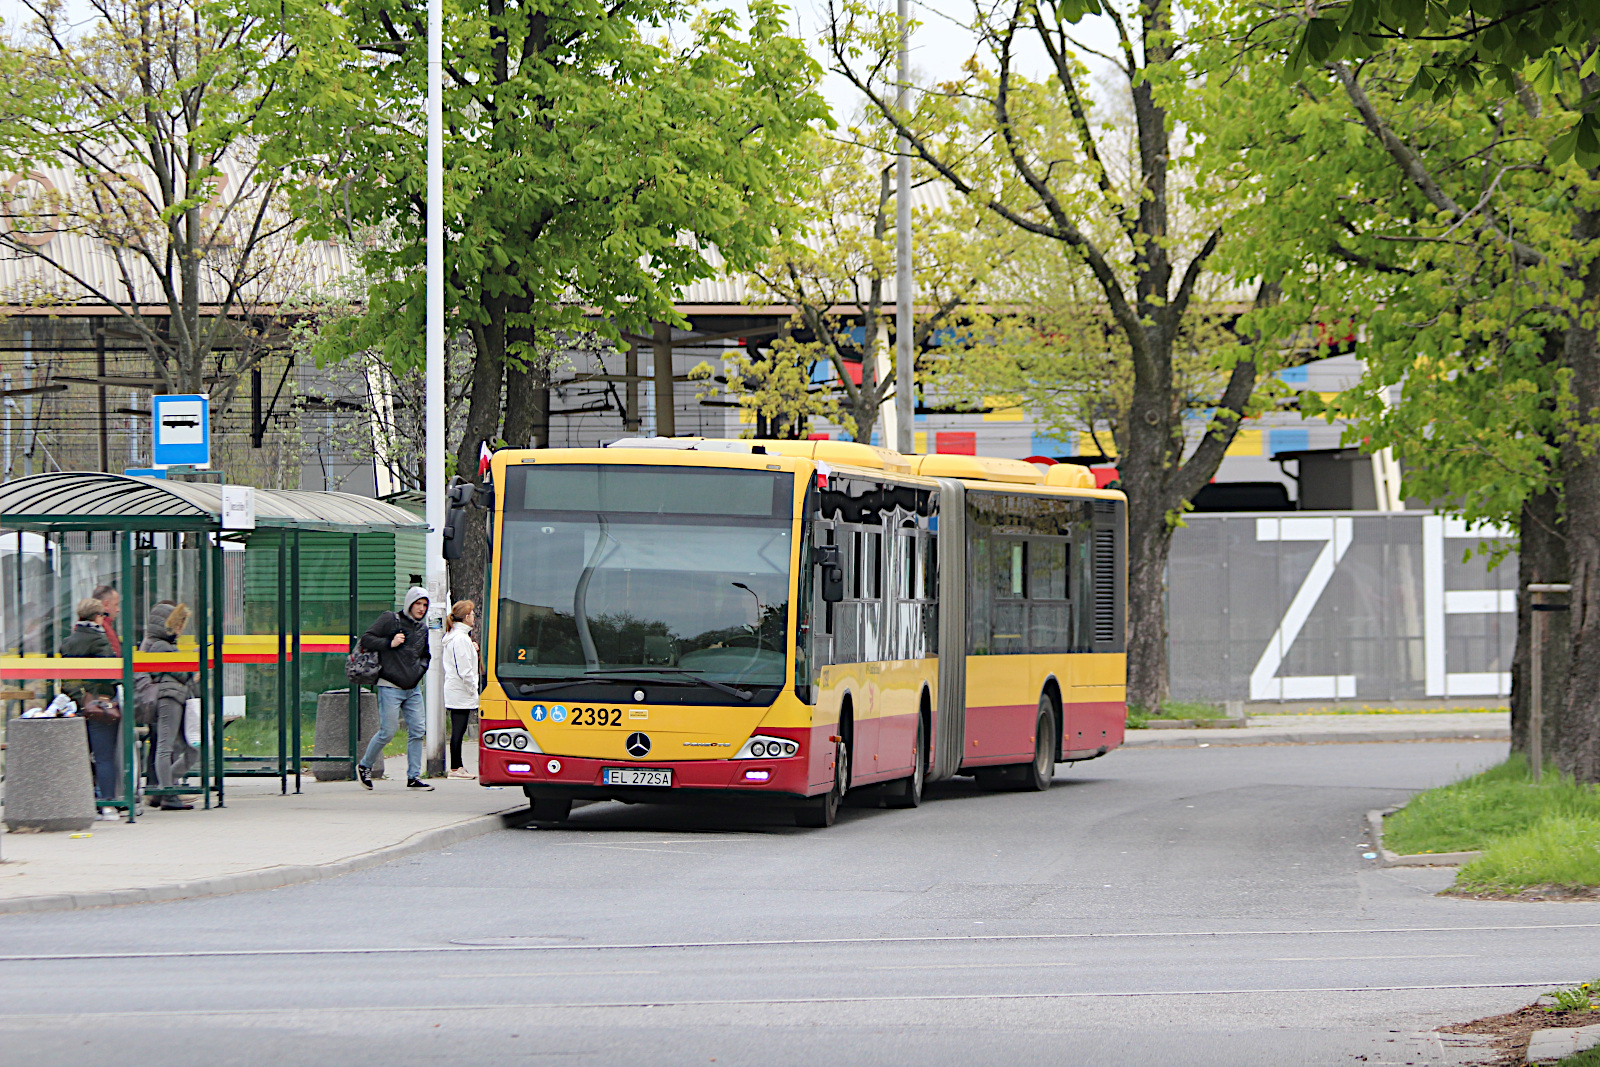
[0,472,425,533]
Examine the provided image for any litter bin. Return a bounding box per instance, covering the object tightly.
[313,689,384,781]
[4,717,97,832]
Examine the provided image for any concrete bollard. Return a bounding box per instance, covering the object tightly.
[4,717,97,832]
[312,689,384,781]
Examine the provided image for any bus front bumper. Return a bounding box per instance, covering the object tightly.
[478,747,818,803]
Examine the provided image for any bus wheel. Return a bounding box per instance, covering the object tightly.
[524,791,572,823]
[795,740,848,828]
[1020,699,1056,792]
[885,716,926,809]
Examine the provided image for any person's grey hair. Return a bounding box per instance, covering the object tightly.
[91,584,117,601]
[77,597,106,621]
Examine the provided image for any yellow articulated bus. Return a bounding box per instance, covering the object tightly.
[462,437,1126,828]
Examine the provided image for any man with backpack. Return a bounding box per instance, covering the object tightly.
[355,586,434,791]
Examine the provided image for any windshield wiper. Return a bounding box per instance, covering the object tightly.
[517,670,752,701]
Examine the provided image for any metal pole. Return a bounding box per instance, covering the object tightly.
[96,328,109,472]
[119,530,136,823]
[212,536,225,807]
[198,536,211,809]
[893,0,914,455]
[1530,602,1542,784]
[291,530,302,792]
[277,530,287,794]
[349,533,360,778]
[1526,582,1570,783]
[424,0,447,777]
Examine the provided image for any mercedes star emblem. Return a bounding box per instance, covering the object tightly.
[625,732,652,758]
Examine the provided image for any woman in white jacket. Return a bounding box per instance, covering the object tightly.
[442,600,480,779]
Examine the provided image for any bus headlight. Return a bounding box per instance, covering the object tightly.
[485,729,540,754]
[734,735,798,759]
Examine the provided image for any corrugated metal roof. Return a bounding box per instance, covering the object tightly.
[0,158,354,307]
[0,472,424,531]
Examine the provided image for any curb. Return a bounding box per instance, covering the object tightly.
[1123,726,1509,748]
[0,802,551,917]
[1367,808,1482,868]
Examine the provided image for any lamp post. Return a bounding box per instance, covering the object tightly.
[423,0,447,774]
[893,0,914,455]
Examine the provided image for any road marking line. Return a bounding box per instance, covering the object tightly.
[2,925,1593,964]
[0,981,1576,1021]
[438,970,662,979]
[1270,955,1478,962]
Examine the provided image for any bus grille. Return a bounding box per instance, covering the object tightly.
[1092,526,1116,643]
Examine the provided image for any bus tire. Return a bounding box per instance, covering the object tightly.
[1019,700,1056,792]
[524,792,572,823]
[884,715,926,809]
[795,740,848,828]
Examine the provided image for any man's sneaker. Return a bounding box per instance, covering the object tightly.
[406,778,434,791]
[357,764,373,790]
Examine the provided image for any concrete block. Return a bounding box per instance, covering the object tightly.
[4,717,97,832]
[312,689,384,781]
[1527,1023,1600,1062]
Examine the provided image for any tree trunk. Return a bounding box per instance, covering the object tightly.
[446,304,509,619]
[504,351,550,450]
[653,322,675,437]
[1510,488,1568,757]
[1558,216,1600,781]
[1124,487,1172,711]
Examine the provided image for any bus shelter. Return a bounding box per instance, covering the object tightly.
[0,473,425,820]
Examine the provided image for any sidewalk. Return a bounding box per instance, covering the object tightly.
[0,773,532,915]
[1124,711,1509,748]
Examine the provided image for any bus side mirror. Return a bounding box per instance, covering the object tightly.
[442,481,473,561]
[816,545,844,603]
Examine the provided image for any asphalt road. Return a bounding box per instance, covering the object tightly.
[1,740,1593,1067]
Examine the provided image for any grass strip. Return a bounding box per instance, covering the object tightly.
[1383,754,1600,891]
[1382,754,1600,855]
[1454,815,1600,894]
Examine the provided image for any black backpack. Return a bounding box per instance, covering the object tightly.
[345,622,384,686]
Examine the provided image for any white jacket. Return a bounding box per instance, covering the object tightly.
[441,623,480,710]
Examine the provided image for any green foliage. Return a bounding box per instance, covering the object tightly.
[1383,754,1600,855]
[1286,0,1600,165]
[249,0,829,371]
[1194,4,1600,534]
[1544,982,1600,1013]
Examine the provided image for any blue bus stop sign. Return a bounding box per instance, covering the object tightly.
[150,394,210,469]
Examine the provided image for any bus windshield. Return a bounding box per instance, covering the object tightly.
[495,464,794,697]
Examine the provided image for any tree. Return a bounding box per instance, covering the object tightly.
[725,129,1005,443]
[826,0,1287,709]
[1287,0,1600,166]
[1198,1,1600,776]
[0,0,308,410]
[255,0,827,602]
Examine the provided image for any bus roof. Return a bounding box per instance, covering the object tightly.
[502,438,1127,502]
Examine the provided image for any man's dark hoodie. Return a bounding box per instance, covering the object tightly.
[359,586,432,689]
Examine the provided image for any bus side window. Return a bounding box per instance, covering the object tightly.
[900,530,917,600]
[868,530,883,600]
[925,533,938,599]
[850,529,862,600]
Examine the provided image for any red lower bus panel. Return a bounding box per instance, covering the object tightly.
[960,702,1037,766]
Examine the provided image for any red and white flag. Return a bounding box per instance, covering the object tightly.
[478,441,492,477]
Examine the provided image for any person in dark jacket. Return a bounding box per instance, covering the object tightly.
[62,597,120,808]
[141,602,197,810]
[356,586,433,791]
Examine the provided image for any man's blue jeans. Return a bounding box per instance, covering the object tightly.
[362,683,425,782]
